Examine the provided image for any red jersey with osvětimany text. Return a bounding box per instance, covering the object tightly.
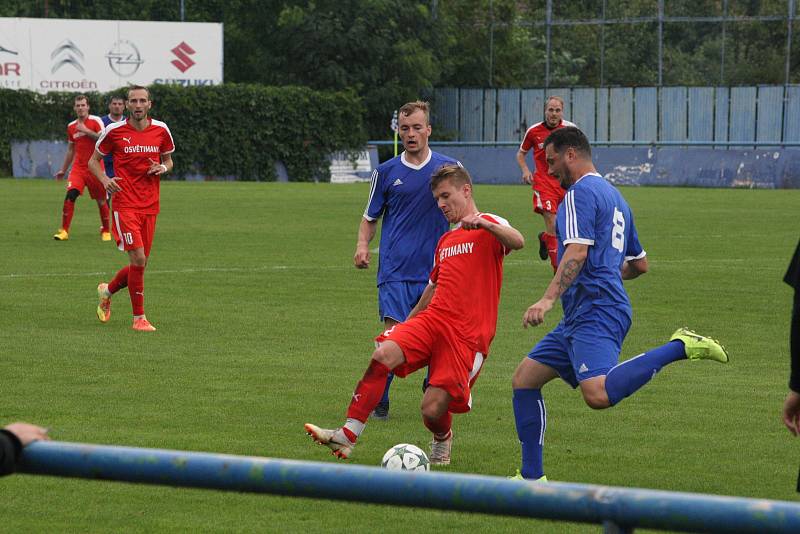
[96,118,175,214]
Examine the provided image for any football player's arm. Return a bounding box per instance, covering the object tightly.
[516,148,532,184]
[54,143,75,180]
[89,151,121,193]
[148,153,173,175]
[75,121,101,139]
[461,214,525,251]
[523,243,588,328]
[406,282,436,321]
[354,217,378,269]
[622,256,648,280]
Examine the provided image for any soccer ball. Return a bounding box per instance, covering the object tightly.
[381,443,430,472]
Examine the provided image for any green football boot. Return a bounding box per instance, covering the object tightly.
[508,469,548,482]
[670,327,729,363]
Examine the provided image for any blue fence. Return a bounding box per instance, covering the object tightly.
[432,86,800,148]
[16,440,800,533]
[363,142,800,188]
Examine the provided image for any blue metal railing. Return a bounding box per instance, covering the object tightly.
[16,441,800,533]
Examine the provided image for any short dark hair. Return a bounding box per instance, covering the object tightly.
[127,85,150,99]
[73,94,88,104]
[430,164,472,190]
[543,126,592,157]
[109,95,125,103]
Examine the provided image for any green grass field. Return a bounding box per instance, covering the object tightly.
[0,178,798,532]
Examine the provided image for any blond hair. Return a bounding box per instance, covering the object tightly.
[399,100,430,125]
[430,164,472,190]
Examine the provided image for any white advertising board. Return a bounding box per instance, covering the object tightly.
[0,17,223,92]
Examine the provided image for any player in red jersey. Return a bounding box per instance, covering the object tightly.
[52,95,109,242]
[516,96,576,272]
[87,86,175,332]
[305,164,524,464]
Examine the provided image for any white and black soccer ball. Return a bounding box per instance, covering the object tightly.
[381,443,430,472]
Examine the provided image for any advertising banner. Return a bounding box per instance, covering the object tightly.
[0,17,223,92]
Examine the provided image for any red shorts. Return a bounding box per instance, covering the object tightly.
[66,168,106,200]
[111,210,158,256]
[532,175,565,215]
[375,312,485,414]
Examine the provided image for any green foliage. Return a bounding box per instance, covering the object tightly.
[0,85,366,181]
[2,0,798,139]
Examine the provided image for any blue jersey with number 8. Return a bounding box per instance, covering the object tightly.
[555,173,645,322]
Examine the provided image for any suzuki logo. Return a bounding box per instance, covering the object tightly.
[51,39,84,74]
[106,40,144,77]
[170,41,195,73]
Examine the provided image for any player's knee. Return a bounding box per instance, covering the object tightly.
[511,364,530,389]
[581,388,611,410]
[65,188,80,202]
[420,398,447,421]
[371,346,401,370]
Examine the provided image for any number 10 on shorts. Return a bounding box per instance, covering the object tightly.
[124,232,134,245]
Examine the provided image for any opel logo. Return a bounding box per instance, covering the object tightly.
[106,40,144,77]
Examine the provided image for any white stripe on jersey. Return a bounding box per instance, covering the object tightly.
[112,211,124,251]
[362,168,379,221]
[88,115,105,130]
[150,119,176,154]
[565,190,578,240]
[95,120,128,156]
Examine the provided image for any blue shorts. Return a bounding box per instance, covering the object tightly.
[378,281,428,322]
[527,307,631,388]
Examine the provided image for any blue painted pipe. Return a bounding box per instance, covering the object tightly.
[17,441,800,533]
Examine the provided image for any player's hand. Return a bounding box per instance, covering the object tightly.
[782,391,800,436]
[147,162,168,175]
[460,213,488,230]
[75,122,91,134]
[102,176,122,193]
[521,170,532,185]
[523,298,554,328]
[354,244,370,269]
[54,170,65,180]
[4,422,50,446]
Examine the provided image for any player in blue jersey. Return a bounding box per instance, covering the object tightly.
[100,95,126,178]
[509,127,729,481]
[354,100,460,420]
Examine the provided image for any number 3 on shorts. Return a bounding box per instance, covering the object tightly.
[124,232,134,245]
[611,207,625,252]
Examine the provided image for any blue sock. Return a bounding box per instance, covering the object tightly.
[604,340,686,406]
[513,388,546,479]
[379,373,394,404]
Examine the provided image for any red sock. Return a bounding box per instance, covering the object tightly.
[99,203,110,232]
[128,265,145,316]
[423,411,452,438]
[545,232,558,272]
[345,360,391,424]
[108,265,129,294]
[61,200,75,231]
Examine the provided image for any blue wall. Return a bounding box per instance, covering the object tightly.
[433,144,800,189]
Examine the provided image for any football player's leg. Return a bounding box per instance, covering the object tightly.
[306,340,406,459]
[513,328,568,480]
[421,386,453,465]
[56,187,81,239]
